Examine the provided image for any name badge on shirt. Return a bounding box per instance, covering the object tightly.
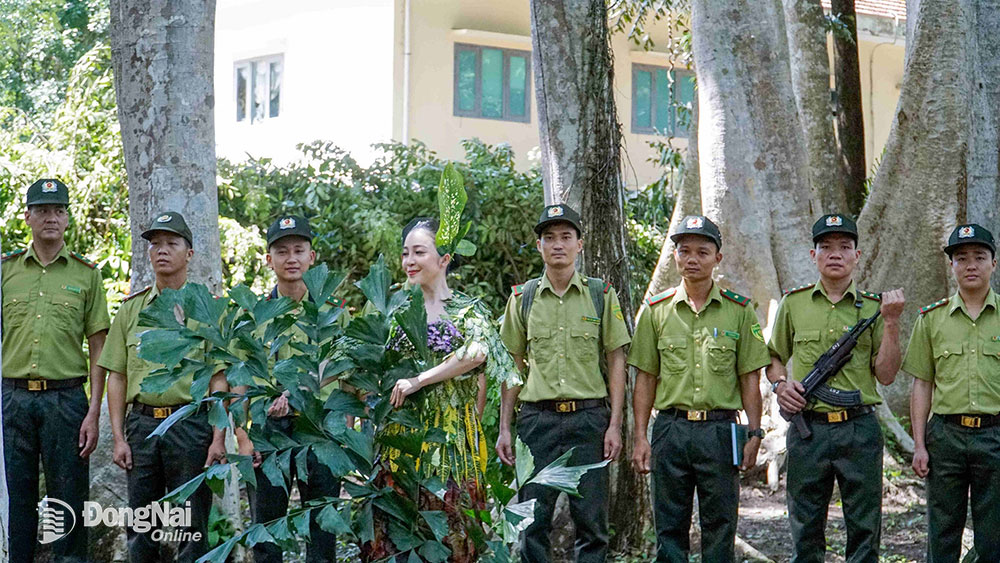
[713,328,740,340]
[993,336,1000,342]
[582,316,600,325]
[63,285,81,294]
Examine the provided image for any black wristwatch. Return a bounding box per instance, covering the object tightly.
[748,428,765,439]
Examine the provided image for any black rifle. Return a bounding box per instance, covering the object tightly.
[780,309,881,439]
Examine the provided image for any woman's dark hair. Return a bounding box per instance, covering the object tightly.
[401,217,460,272]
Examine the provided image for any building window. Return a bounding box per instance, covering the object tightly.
[453,43,531,123]
[235,55,283,123]
[631,64,695,136]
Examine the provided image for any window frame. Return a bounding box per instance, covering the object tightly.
[453,43,531,123]
[234,53,284,124]
[630,63,694,137]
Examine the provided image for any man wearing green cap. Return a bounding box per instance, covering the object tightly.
[233,215,348,563]
[99,211,228,562]
[2,178,110,562]
[497,204,631,563]
[765,213,904,562]
[904,223,1000,561]
[629,215,769,562]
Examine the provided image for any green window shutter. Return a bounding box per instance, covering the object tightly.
[457,49,477,112]
[655,69,672,134]
[509,54,527,118]
[481,48,503,118]
[675,73,696,137]
[634,69,652,129]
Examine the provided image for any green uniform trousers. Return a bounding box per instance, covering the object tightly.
[516,403,610,563]
[926,415,1000,562]
[247,415,340,563]
[3,382,89,563]
[125,408,213,562]
[650,413,739,563]
[786,411,883,563]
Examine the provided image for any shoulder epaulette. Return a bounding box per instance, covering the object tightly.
[511,283,525,297]
[860,290,881,302]
[123,286,151,303]
[70,252,98,269]
[782,283,815,296]
[1,248,26,262]
[326,297,346,309]
[920,298,949,315]
[603,281,613,294]
[645,288,677,307]
[721,288,751,307]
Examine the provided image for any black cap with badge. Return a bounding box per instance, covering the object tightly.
[141,211,193,247]
[670,215,722,249]
[944,223,996,257]
[266,215,313,249]
[534,204,583,237]
[812,213,858,243]
[26,178,70,206]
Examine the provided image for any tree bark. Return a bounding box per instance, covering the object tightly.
[692,0,816,302]
[646,102,701,297]
[782,0,850,214]
[856,0,1000,413]
[530,0,648,551]
[109,0,222,294]
[831,0,868,215]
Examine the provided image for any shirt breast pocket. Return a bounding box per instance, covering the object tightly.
[571,327,600,363]
[793,330,822,369]
[707,338,737,376]
[657,336,688,376]
[527,325,555,361]
[2,294,30,327]
[52,291,85,331]
[127,337,146,376]
[933,343,964,382]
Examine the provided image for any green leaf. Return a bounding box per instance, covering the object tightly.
[137,329,201,369]
[295,446,311,485]
[317,503,352,536]
[356,255,392,315]
[419,540,452,563]
[147,403,199,438]
[377,431,424,458]
[204,463,231,498]
[228,285,258,313]
[260,452,288,493]
[302,264,346,307]
[266,517,295,542]
[206,399,229,430]
[455,239,477,256]
[241,523,275,548]
[420,511,449,542]
[501,499,536,544]
[252,295,296,327]
[393,288,430,361]
[231,454,258,490]
[514,437,535,487]
[336,428,374,465]
[137,290,185,330]
[195,535,238,563]
[312,442,354,477]
[386,518,421,551]
[182,283,227,328]
[435,162,468,254]
[324,389,367,417]
[291,508,312,541]
[524,448,610,497]
[344,314,389,346]
[422,476,447,501]
[160,472,205,504]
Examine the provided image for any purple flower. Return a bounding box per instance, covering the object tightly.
[428,320,464,354]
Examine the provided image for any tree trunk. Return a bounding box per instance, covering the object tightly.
[0,276,8,561]
[856,0,1000,414]
[830,0,868,215]
[109,0,222,294]
[530,0,648,552]
[692,0,816,302]
[646,102,701,297]
[782,0,850,214]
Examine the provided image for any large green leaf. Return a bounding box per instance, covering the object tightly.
[524,448,610,497]
[356,255,393,315]
[324,389,367,417]
[260,452,288,493]
[419,539,452,563]
[228,284,258,313]
[302,264,345,308]
[393,288,430,362]
[312,442,354,477]
[345,314,389,346]
[241,523,275,548]
[195,535,238,563]
[207,399,229,430]
[435,162,467,255]
[420,510,449,542]
[514,437,535,487]
[160,471,205,504]
[317,503,353,536]
[147,403,199,438]
[501,499,536,544]
[291,508,312,541]
[137,329,201,369]
[181,283,227,329]
[252,295,296,327]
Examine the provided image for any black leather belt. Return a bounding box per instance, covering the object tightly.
[522,398,607,413]
[131,400,192,419]
[802,405,875,424]
[940,413,1000,429]
[3,376,85,391]
[659,408,737,422]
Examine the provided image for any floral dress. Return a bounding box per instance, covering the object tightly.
[365,291,520,561]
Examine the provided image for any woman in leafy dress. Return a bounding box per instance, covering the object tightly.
[362,217,520,562]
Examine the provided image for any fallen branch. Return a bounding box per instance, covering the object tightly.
[736,535,775,563]
[877,402,915,455]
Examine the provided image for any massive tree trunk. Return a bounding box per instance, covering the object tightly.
[692,0,816,302]
[831,0,868,214]
[856,0,1000,414]
[782,0,850,214]
[110,0,222,294]
[530,0,648,551]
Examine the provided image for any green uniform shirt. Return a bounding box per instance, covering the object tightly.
[500,270,631,402]
[902,290,1000,415]
[98,284,200,406]
[2,244,110,380]
[627,283,770,411]
[767,280,884,412]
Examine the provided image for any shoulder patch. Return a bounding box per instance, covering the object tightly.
[645,288,677,307]
[326,297,346,309]
[603,281,613,294]
[1,248,27,262]
[782,283,815,296]
[70,252,98,269]
[920,298,949,315]
[511,283,525,297]
[721,288,751,307]
[123,286,151,303]
[860,290,881,302]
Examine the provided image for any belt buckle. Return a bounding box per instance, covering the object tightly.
[961,415,982,428]
[27,380,47,391]
[555,401,576,413]
[826,411,847,423]
[687,410,706,421]
[152,407,172,419]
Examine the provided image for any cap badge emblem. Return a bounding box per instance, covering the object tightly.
[279,217,296,230]
[41,181,57,193]
[686,216,704,229]
[959,226,975,238]
[547,206,564,218]
[826,215,843,227]
[156,214,172,223]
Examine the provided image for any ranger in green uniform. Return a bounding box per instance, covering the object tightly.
[629,215,769,563]
[765,214,904,563]
[99,212,228,562]
[2,178,110,563]
[904,224,1000,561]
[496,204,631,563]
[233,215,347,563]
